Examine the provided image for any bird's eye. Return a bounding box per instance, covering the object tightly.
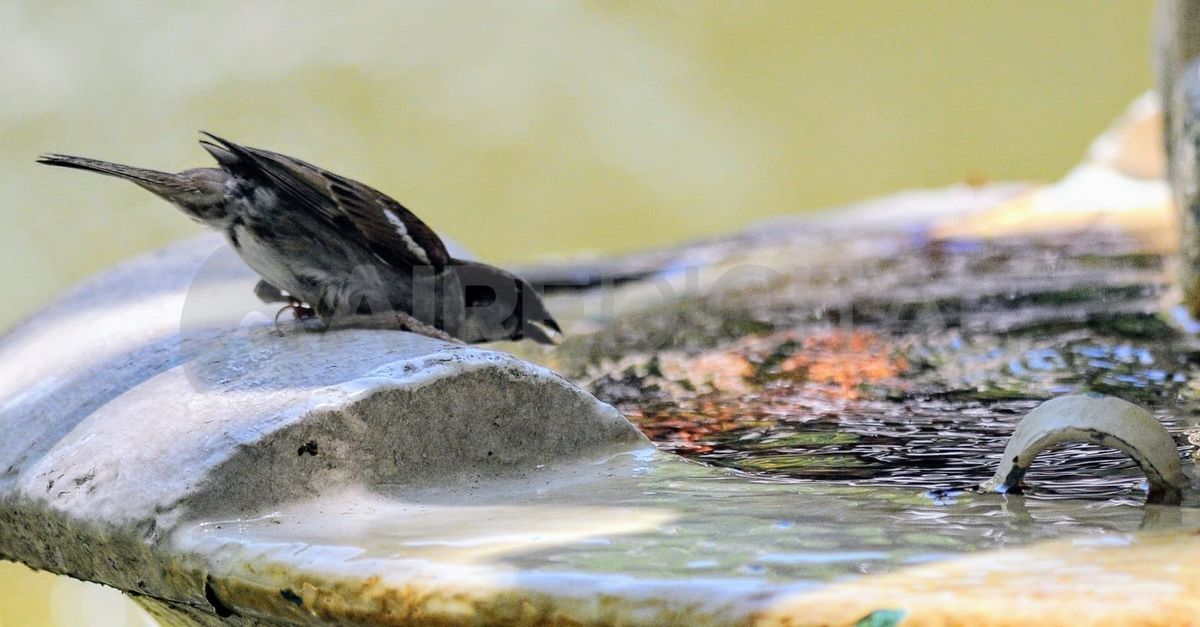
[464,285,497,307]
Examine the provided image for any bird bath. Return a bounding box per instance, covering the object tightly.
[8,99,1200,623]
[5,21,1200,625]
[6,159,1200,625]
[161,167,1200,624]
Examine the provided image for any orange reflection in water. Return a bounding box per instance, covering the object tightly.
[621,330,908,455]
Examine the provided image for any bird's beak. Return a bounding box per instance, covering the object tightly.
[524,322,560,346]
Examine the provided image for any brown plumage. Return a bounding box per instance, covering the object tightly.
[38,134,561,344]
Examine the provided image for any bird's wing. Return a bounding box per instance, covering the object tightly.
[200,132,451,270]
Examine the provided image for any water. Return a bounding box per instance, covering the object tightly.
[602,325,1200,504]
[568,225,1200,507]
[180,449,1172,590]
[642,396,1188,501]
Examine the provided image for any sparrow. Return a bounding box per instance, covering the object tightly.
[38,133,560,344]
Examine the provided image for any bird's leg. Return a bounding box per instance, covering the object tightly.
[307,286,461,343]
[258,279,318,330]
[270,296,322,336]
[391,310,463,344]
[317,309,463,343]
[287,296,317,320]
[254,279,287,304]
[273,299,317,324]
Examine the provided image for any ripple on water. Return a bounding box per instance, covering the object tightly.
[607,328,1200,504]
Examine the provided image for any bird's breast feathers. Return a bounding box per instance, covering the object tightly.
[226,220,323,301]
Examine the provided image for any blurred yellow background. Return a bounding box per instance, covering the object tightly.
[0,1,1155,625]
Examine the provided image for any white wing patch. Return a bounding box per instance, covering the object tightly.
[382,208,432,265]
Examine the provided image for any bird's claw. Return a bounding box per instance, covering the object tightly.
[273,298,323,333]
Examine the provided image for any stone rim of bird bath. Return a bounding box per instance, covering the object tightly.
[6,80,1200,625]
[6,155,1200,625]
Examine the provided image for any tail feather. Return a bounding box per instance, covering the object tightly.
[37,154,176,188]
[37,152,231,224]
[198,140,240,169]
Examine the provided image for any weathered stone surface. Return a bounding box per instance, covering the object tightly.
[0,234,645,622]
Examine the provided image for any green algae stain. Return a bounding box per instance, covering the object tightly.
[856,608,907,627]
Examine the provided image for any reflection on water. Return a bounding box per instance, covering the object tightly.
[587,234,1200,505]
[652,397,1191,502]
[182,450,1194,595]
[630,331,1200,503]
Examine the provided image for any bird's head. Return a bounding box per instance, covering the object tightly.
[452,260,561,345]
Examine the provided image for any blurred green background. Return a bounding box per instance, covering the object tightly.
[0,1,1154,625]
